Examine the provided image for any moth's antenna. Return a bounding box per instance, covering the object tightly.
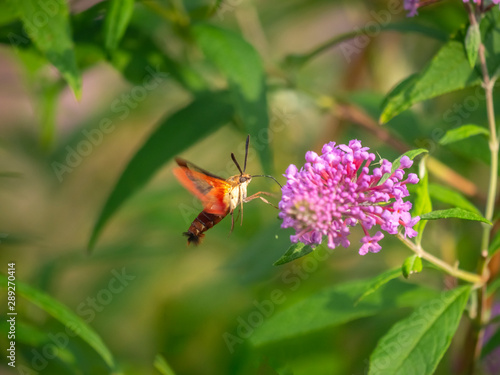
[252,175,283,188]
[243,135,250,172]
[231,153,243,175]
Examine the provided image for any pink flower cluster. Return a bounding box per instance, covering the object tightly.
[279,140,420,256]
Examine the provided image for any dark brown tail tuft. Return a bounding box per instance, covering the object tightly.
[183,231,203,245]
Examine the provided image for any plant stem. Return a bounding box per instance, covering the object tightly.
[397,234,484,285]
[283,22,447,70]
[465,3,496,373]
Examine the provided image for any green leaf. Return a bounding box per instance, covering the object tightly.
[0,273,115,369]
[489,230,500,257]
[465,23,481,68]
[192,23,261,102]
[112,6,206,91]
[154,354,176,375]
[250,279,439,347]
[368,286,471,375]
[104,0,135,54]
[412,157,432,243]
[420,207,491,224]
[439,124,489,145]
[193,23,271,174]
[273,242,314,266]
[12,0,82,99]
[0,1,19,26]
[39,82,63,151]
[88,91,234,251]
[380,148,427,185]
[111,27,205,91]
[428,183,481,215]
[1,319,48,347]
[354,267,402,305]
[482,8,500,76]
[395,148,429,163]
[482,327,500,359]
[380,40,481,123]
[1,320,78,366]
[402,255,423,279]
[487,276,500,295]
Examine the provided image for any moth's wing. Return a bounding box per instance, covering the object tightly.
[173,159,231,215]
[175,158,224,179]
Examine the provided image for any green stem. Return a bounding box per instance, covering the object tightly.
[465,3,496,373]
[479,44,498,258]
[283,22,447,69]
[398,234,484,286]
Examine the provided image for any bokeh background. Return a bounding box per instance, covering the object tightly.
[0,0,493,374]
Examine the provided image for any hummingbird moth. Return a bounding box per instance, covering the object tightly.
[173,135,280,245]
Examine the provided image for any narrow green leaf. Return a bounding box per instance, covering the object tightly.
[395,148,429,163]
[369,286,471,375]
[482,7,500,76]
[39,82,62,151]
[274,242,314,266]
[110,25,206,91]
[0,273,115,369]
[1,320,78,366]
[1,320,48,347]
[402,255,423,279]
[88,92,234,251]
[465,23,481,68]
[380,40,481,123]
[193,23,271,174]
[354,267,402,305]
[482,327,500,359]
[250,279,439,347]
[439,124,489,145]
[487,277,500,295]
[154,354,176,375]
[104,0,135,54]
[113,6,206,91]
[412,157,432,243]
[488,229,500,257]
[380,148,427,184]
[420,208,491,224]
[379,74,418,124]
[12,0,82,99]
[428,183,481,215]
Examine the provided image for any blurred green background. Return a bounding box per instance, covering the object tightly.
[0,0,493,374]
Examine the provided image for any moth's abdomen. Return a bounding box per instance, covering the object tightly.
[184,210,227,245]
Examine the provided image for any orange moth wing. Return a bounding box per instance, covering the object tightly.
[173,158,231,215]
